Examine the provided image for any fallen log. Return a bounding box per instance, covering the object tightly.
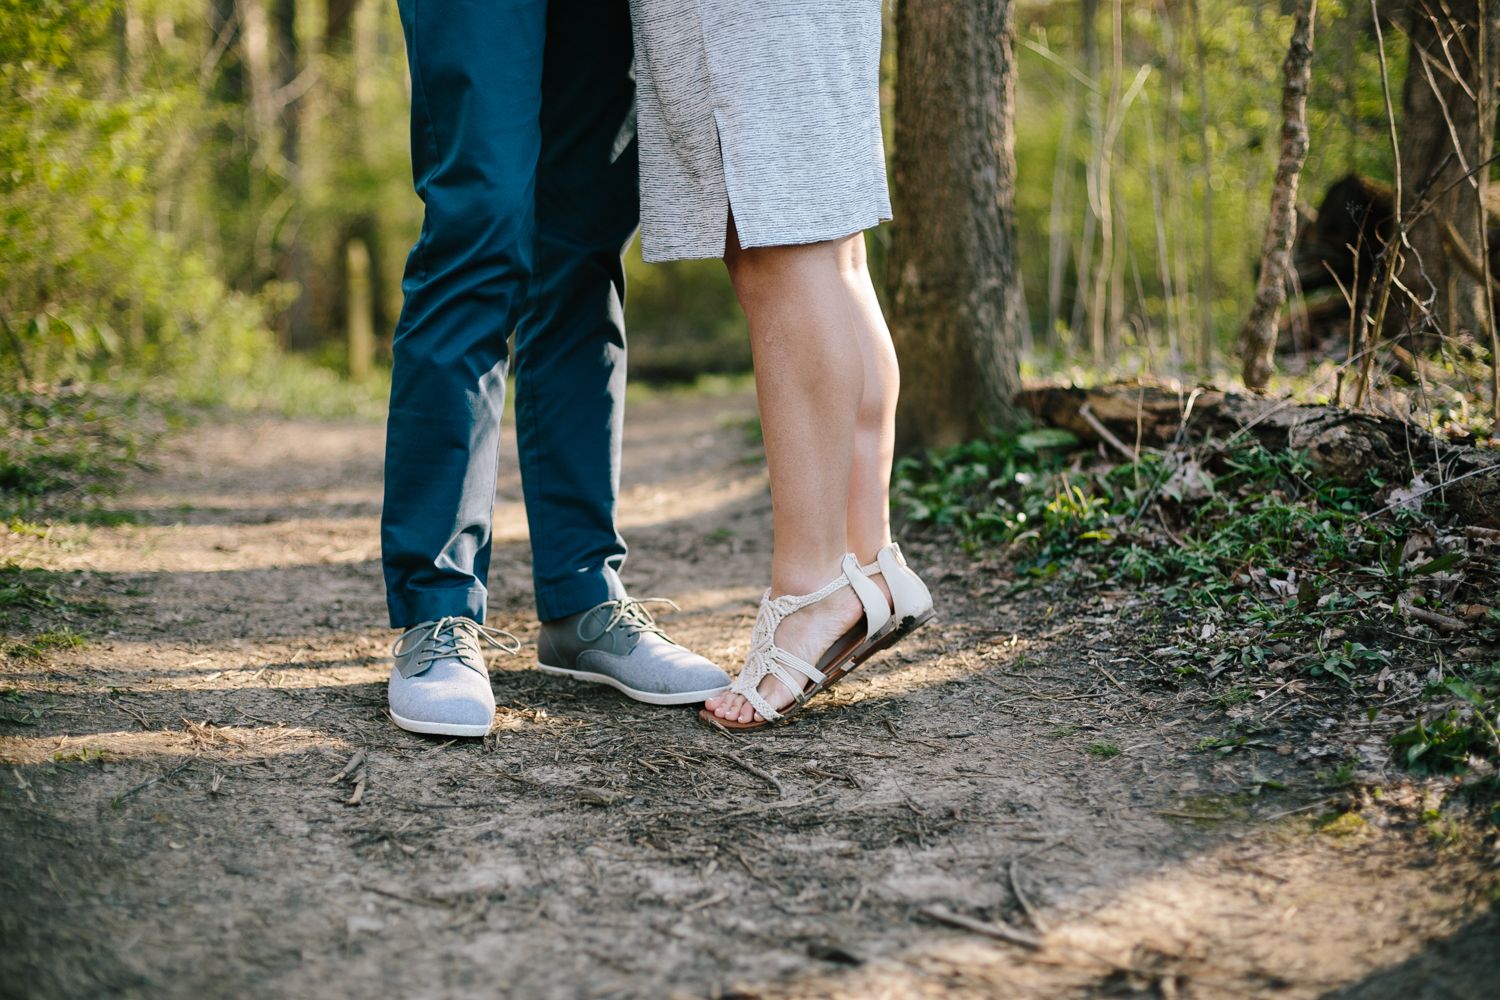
[1015,384,1500,526]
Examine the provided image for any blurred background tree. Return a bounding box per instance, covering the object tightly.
[3,0,1497,437]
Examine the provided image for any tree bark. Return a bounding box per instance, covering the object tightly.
[1397,0,1487,347]
[275,0,315,351]
[1070,0,1101,339]
[1240,0,1316,390]
[1479,0,1500,417]
[1187,0,1214,370]
[888,0,1025,450]
[1088,0,1122,361]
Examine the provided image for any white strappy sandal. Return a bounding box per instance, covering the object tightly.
[700,545,935,730]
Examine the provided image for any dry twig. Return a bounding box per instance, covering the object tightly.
[119,760,192,801]
[346,768,367,806]
[326,748,366,785]
[1009,860,1049,932]
[1077,403,1138,461]
[920,905,1043,948]
[715,752,785,797]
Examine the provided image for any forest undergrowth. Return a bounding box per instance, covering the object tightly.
[895,417,1500,815]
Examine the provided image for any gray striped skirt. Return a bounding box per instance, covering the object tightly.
[628,0,891,263]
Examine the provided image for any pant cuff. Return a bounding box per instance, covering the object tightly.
[387,585,489,630]
[534,565,627,622]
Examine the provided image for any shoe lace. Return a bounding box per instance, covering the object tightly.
[393,616,522,669]
[577,597,681,650]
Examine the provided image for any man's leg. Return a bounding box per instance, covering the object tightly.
[514,0,639,622]
[382,0,546,628]
[517,0,731,705]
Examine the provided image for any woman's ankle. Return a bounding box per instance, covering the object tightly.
[769,555,847,599]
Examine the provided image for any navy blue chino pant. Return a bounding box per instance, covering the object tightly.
[382,0,638,627]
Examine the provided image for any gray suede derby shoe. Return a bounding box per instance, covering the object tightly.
[388,617,520,737]
[537,598,730,705]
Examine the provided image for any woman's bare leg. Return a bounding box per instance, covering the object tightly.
[705,220,868,724]
[840,235,899,570]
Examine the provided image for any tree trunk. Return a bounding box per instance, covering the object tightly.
[1087,0,1117,361]
[888,0,1025,450]
[1187,0,1214,370]
[347,238,374,382]
[1240,0,1316,390]
[1397,0,1487,347]
[1046,74,1077,348]
[1479,0,1500,417]
[1070,0,1100,340]
[275,0,315,351]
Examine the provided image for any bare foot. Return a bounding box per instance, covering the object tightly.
[703,584,869,724]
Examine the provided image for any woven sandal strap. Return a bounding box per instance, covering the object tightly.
[770,647,825,689]
[731,670,784,721]
[858,542,911,577]
[764,573,850,619]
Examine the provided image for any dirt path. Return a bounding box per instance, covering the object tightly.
[1,389,1495,1000]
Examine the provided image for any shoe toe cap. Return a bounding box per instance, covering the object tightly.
[388,663,495,727]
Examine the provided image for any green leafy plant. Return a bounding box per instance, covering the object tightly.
[0,687,41,726]
[9,626,87,659]
[53,747,108,767]
[1313,762,1359,786]
[1087,740,1121,758]
[1197,730,1276,757]
[1392,679,1500,779]
[1214,686,1254,710]
[1312,641,1390,684]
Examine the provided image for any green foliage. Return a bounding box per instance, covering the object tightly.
[1310,640,1388,685]
[1196,726,1275,757]
[1392,677,1500,780]
[1017,0,1405,358]
[0,0,292,394]
[0,387,167,518]
[891,426,1090,557]
[1087,740,1121,758]
[893,431,1408,609]
[1213,685,1254,710]
[623,244,749,382]
[52,746,109,766]
[0,561,112,626]
[0,686,42,725]
[1112,444,1400,605]
[1313,762,1359,787]
[9,625,87,658]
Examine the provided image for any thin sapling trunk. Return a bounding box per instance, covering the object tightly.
[1240,0,1317,390]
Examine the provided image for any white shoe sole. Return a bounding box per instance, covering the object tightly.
[535,661,730,706]
[387,708,493,738]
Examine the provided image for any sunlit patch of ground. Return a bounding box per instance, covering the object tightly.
[752,813,1495,1000]
[1,725,343,766]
